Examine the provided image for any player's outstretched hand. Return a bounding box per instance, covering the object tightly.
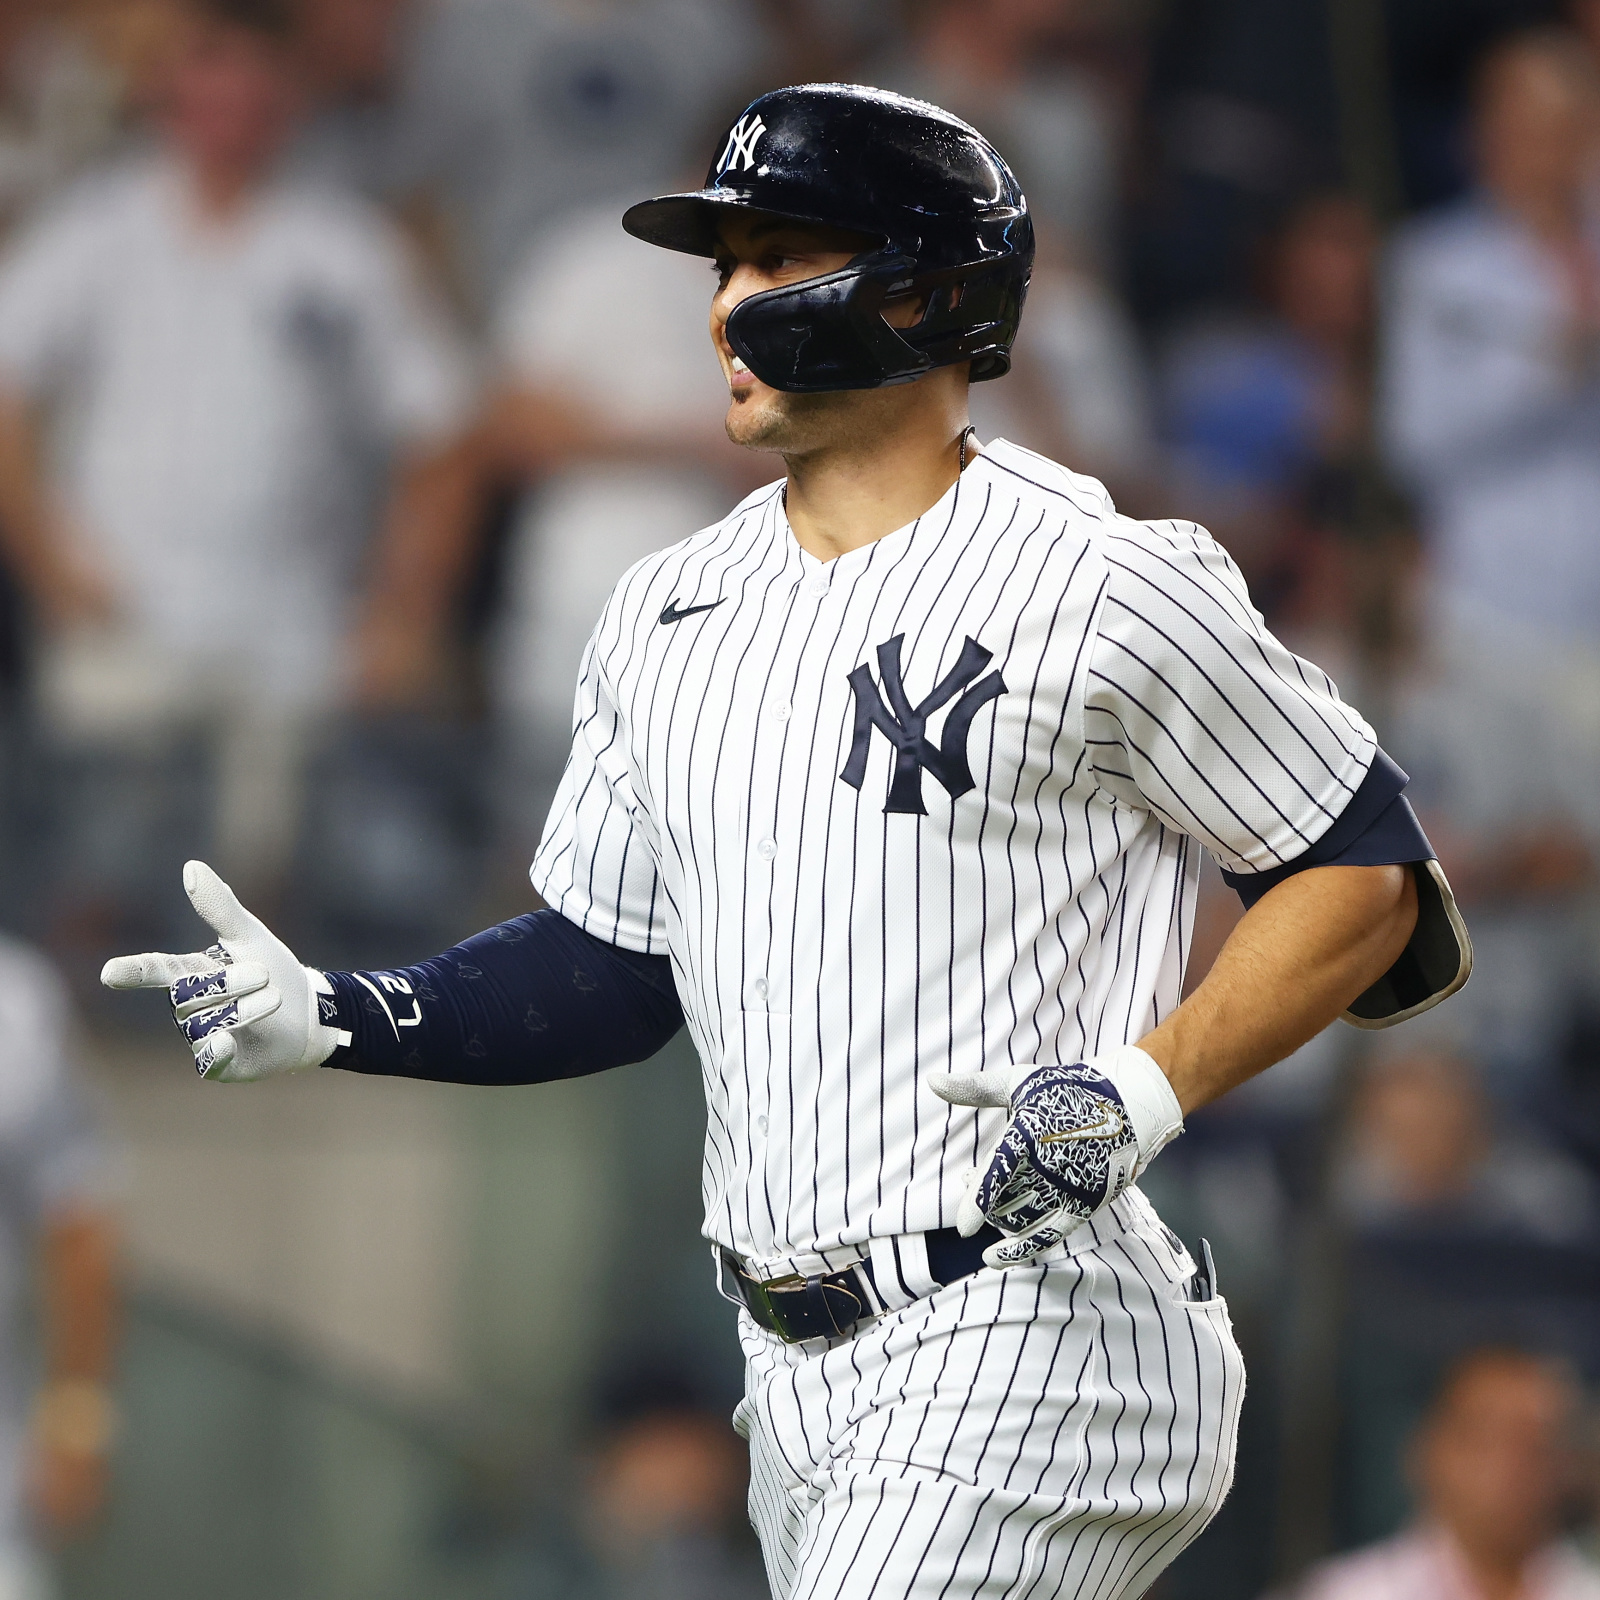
[930,1046,1185,1269]
[100,861,344,1082]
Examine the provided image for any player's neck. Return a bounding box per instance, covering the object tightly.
[782,402,977,563]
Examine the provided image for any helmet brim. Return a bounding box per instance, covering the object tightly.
[622,190,889,259]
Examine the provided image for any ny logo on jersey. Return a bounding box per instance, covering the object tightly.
[719,113,767,173]
[840,635,1007,815]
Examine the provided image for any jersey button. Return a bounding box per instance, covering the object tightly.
[769,700,792,721]
[756,1115,769,1135]
[804,576,829,598]
[751,977,769,1003]
[756,837,778,861]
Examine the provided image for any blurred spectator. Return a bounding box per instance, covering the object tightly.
[968,234,1157,506]
[870,3,1154,504]
[287,0,413,199]
[356,195,761,844]
[1574,0,1600,76]
[0,0,139,807]
[1334,1050,1598,1246]
[876,0,1119,264]
[1333,1043,1600,1550]
[483,201,756,752]
[382,0,769,315]
[1381,29,1600,655]
[287,1,478,360]
[1383,0,1577,215]
[753,0,899,86]
[1160,192,1398,629]
[579,1367,763,1600]
[0,1,128,236]
[1383,575,1598,1086]
[0,936,116,1600]
[0,0,472,942]
[1286,1348,1599,1600]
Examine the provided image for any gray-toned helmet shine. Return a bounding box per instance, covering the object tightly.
[622,83,1035,393]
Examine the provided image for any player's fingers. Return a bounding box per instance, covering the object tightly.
[192,1030,236,1079]
[982,1222,1068,1271]
[973,1159,1007,1224]
[972,1128,1034,1217]
[176,988,281,1046]
[171,962,270,1020]
[182,860,260,945]
[101,950,216,991]
[928,1069,1014,1109]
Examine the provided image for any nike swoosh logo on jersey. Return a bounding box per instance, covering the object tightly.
[1039,1106,1126,1142]
[660,598,725,626]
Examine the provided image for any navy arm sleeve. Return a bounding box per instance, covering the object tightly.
[1216,749,1472,1026]
[320,910,684,1085]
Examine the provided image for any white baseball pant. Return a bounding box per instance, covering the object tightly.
[734,1192,1245,1600]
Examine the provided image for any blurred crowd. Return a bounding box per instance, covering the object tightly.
[0,0,1595,1597]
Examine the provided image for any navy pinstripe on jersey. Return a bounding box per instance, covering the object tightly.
[530,438,1375,1280]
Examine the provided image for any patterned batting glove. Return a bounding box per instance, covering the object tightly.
[100,861,348,1082]
[930,1046,1185,1269]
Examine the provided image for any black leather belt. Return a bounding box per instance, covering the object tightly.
[720,1229,1219,1343]
[718,1224,1006,1343]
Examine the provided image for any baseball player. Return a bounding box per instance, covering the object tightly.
[101,87,1472,1600]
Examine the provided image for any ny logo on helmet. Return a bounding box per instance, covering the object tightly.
[720,113,767,174]
[840,636,1006,815]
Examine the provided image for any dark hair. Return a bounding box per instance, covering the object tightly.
[186,0,296,45]
[1473,24,1600,109]
[593,1361,710,1429]
[1426,1346,1574,1424]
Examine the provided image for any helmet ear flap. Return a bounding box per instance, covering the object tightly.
[896,261,1031,381]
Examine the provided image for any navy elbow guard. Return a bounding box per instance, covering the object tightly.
[1220,751,1472,1027]
[321,911,684,1085]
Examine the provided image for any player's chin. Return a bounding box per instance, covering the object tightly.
[724,389,799,452]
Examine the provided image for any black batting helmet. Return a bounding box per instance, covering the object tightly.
[622,83,1034,394]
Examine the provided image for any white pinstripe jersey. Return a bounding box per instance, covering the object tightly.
[530,439,1376,1278]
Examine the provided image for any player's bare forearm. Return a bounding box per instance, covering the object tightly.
[481,385,766,489]
[31,1205,117,1534]
[0,395,52,580]
[40,1205,117,1383]
[362,439,484,620]
[0,394,110,623]
[351,435,484,706]
[1138,863,1418,1115]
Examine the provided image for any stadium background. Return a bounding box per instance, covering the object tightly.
[0,1,1596,1596]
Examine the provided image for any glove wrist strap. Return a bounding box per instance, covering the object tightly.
[306,968,351,1068]
[1088,1044,1184,1170]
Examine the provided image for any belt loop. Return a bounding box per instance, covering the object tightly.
[715,1246,744,1307]
[855,1255,889,1316]
[868,1236,916,1312]
[894,1231,939,1300]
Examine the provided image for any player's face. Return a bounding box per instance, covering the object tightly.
[710,215,913,454]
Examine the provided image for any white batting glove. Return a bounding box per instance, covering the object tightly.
[930,1046,1184,1269]
[100,861,347,1082]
